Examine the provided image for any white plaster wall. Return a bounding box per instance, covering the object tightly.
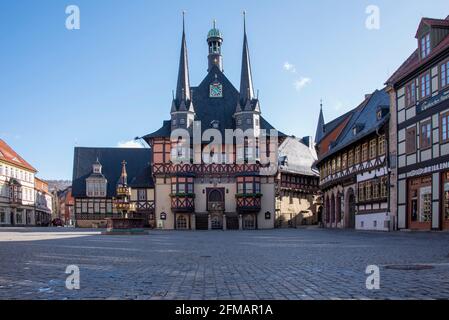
[155,182,173,229]
[258,183,275,229]
[356,212,389,231]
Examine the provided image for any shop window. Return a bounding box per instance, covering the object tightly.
[421,190,432,222]
[444,177,449,222]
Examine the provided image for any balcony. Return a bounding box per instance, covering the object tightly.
[170,193,195,213]
[236,194,262,213]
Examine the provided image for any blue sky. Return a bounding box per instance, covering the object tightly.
[0,0,448,180]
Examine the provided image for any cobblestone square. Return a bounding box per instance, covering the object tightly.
[1,227,449,300]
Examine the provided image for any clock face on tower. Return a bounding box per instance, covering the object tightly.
[209,82,223,98]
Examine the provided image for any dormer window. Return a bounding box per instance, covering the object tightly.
[353,127,357,136]
[377,110,382,120]
[420,33,431,59]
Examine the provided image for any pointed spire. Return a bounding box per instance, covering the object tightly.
[175,11,191,106]
[118,160,128,187]
[315,100,325,144]
[239,11,255,105]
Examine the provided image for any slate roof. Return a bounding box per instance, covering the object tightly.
[317,88,390,164]
[278,137,319,177]
[143,66,286,139]
[72,147,153,198]
[0,139,37,172]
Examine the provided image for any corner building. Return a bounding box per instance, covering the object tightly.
[387,15,449,231]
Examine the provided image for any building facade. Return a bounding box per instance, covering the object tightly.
[34,178,52,226]
[72,16,320,230]
[386,15,449,231]
[56,187,74,226]
[276,137,321,228]
[72,148,155,228]
[315,89,393,231]
[0,139,50,227]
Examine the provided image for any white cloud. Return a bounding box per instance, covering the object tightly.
[283,62,296,73]
[294,77,311,91]
[117,140,143,148]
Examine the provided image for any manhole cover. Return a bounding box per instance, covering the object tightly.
[385,264,434,271]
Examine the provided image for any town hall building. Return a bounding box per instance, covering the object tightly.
[72,15,320,230]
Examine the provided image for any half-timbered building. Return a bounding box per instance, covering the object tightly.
[72,148,155,228]
[315,89,392,231]
[386,15,449,231]
[276,137,321,227]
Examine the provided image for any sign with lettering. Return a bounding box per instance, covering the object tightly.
[406,161,449,178]
[417,89,449,113]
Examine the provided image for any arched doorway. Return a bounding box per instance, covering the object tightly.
[346,188,356,229]
[209,189,223,202]
[331,194,336,227]
[207,188,225,230]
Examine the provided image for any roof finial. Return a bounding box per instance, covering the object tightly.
[243,10,247,33]
[320,99,323,110]
[182,10,186,33]
[213,19,216,29]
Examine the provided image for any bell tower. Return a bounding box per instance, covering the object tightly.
[207,20,223,72]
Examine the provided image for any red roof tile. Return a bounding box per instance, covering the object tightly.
[0,139,37,172]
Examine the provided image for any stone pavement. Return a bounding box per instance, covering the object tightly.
[0,227,449,300]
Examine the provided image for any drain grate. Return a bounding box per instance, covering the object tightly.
[385,264,434,271]
[200,255,212,258]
